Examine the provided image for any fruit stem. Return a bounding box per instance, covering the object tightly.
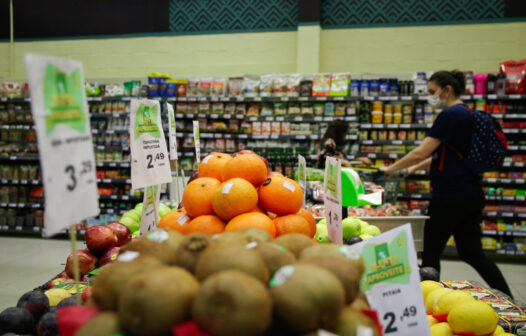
[68,225,82,305]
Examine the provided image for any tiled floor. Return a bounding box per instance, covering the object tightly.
[0,237,525,311]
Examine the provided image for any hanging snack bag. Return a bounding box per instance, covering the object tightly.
[198,101,210,115]
[199,77,212,96]
[228,120,239,133]
[247,103,261,116]
[212,77,226,97]
[186,103,198,114]
[271,122,281,135]
[272,75,288,98]
[176,80,188,97]
[335,103,346,116]
[187,77,200,97]
[312,73,332,96]
[288,103,301,115]
[224,102,236,115]
[324,102,335,116]
[205,140,215,152]
[261,103,274,116]
[211,102,224,115]
[274,102,287,116]
[244,75,261,98]
[281,122,291,135]
[261,122,271,136]
[300,78,313,97]
[176,103,187,114]
[228,77,244,97]
[240,121,251,134]
[287,74,302,97]
[313,103,324,116]
[330,73,351,96]
[226,139,236,152]
[215,139,226,152]
[235,103,247,115]
[301,103,313,115]
[252,122,262,135]
[260,74,274,97]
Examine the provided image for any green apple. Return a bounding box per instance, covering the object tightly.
[122,210,140,224]
[119,217,139,233]
[363,225,381,236]
[317,218,327,226]
[134,203,143,213]
[359,233,373,241]
[158,205,171,218]
[314,224,330,243]
[358,219,370,232]
[341,217,362,240]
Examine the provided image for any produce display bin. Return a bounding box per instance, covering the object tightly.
[358,216,428,252]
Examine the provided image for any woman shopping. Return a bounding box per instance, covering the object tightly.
[381,70,512,297]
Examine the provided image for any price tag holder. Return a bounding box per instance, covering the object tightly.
[324,157,342,244]
[193,121,201,164]
[297,154,307,208]
[140,185,160,235]
[24,53,99,236]
[129,99,171,190]
[166,103,178,161]
[347,224,431,336]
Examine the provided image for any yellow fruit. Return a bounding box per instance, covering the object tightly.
[430,322,453,336]
[432,290,474,321]
[427,315,439,326]
[425,288,450,314]
[493,325,505,335]
[447,300,499,336]
[44,288,72,306]
[422,280,443,300]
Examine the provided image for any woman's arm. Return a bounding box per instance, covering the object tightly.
[406,157,432,176]
[382,137,440,175]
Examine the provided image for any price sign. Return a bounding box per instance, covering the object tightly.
[193,120,201,164]
[297,154,307,208]
[166,103,178,161]
[24,54,99,236]
[140,185,160,236]
[324,156,342,244]
[347,224,431,336]
[129,99,171,190]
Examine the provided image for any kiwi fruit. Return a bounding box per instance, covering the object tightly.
[140,228,184,256]
[301,255,361,304]
[350,298,370,311]
[252,242,295,277]
[238,226,273,244]
[91,256,162,311]
[192,270,272,336]
[118,266,199,336]
[195,243,269,283]
[270,263,345,333]
[300,243,365,277]
[74,312,121,336]
[335,307,380,336]
[174,233,213,274]
[211,232,249,245]
[120,238,176,265]
[273,233,315,258]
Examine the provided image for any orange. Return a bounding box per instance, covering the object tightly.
[186,215,225,235]
[198,152,233,181]
[273,214,311,237]
[225,212,276,238]
[297,208,316,238]
[221,154,268,187]
[212,178,258,220]
[182,177,221,218]
[258,176,303,215]
[158,209,191,234]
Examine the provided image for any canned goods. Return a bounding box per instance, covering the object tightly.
[372,101,383,111]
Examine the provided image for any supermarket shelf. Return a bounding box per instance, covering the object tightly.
[99,195,141,202]
[483,211,526,219]
[177,132,324,140]
[483,178,526,184]
[359,140,423,145]
[0,202,42,209]
[0,179,41,185]
[492,114,526,120]
[506,145,526,151]
[502,129,526,135]
[409,209,428,215]
[0,225,43,236]
[174,113,358,123]
[0,124,34,130]
[482,229,526,237]
[397,193,431,200]
[485,195,526,202]
[96,178,132,184]
[96,161,130,168]
[442,247,526,263]
[359,123,432,130]
[99,208,128,215]
[0,97,31,103]
[92,129,128,135]
[90,112,129,118]
[360,153,406,159]
[94,145,130,151]
[0,156,39,162]
[502,162,525,168]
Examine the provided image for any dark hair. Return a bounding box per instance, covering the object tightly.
[322,119,348,147]
[428,70,466,97]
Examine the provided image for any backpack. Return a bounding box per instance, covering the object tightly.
[446,109,508,175]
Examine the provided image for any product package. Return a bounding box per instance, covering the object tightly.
[199,77,212,96]
[330,73,351,96]
[500,60,526,94]
[187,77,200,97]
[312,73,331,96]
[244,75,260,98]
[228,77,244,97]
[212,78,226,96]
[300,79,313,97]
[272,75,288,98]
[247,103,260,116]
[260,74,274,97]
[287,74,302,97]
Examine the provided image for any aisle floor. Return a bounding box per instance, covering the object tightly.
[0,236,525,310]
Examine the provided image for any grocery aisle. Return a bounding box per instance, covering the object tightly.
[0,236,524,311]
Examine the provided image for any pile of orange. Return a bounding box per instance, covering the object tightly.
[159,152,316,238]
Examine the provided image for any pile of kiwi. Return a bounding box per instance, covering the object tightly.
[82,227,380,336]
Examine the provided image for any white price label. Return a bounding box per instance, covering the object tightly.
[167,103,178,161]
[193,120,201,164]
[349,224,431,336]
[129,99,171,190]
[24,53,99,237]
[140,185,160,236]
[297,154,307,208]
[324,157,342,244]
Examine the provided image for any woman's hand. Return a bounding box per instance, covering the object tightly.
[380,166,392,178]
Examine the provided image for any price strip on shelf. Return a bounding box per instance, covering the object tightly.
[346,224,430,336]
[297,154,307,208]
[193,120,201,164]
[166,103,178,161]
[129,99,171,190]
[24,54,99,236]
[324,156,342,244]
[140,184,161,235]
